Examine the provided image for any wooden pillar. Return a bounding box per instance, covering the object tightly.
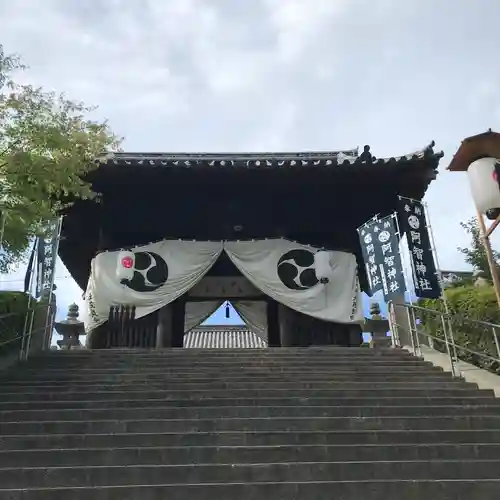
[156,305,173,349]
[171,297,186,348]
[155,310,165,349]
[266,299,281,347]
[278,304,294,346]
[348,324,363,347]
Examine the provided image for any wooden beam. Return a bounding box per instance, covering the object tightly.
[188,296,267,302]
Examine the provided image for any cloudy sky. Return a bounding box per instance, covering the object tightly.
[1,0,499,324]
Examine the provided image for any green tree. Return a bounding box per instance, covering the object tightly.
[0,45,121,271]
[457,218,500,281]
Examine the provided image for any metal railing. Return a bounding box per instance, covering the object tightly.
[388,301,500,378]
[0,304,54,362]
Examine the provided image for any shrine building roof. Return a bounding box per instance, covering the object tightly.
[59,141,443,291]
[95,143,442,170]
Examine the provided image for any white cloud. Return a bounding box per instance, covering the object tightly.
[264,0,348,63]
[468,80,500,115]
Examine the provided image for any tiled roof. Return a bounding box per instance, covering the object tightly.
[97,143,442,170]
[184,326,267,349]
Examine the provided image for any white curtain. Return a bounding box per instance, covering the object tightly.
[85,240,223,332]
[232,301,268,340]
[84,238,363,333]
[184,301,223,332]
[225,239,363,324]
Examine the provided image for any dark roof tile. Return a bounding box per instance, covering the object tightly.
[96,143,442,170]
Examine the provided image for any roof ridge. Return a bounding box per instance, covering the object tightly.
[96,143,442,166]
[103,150,359,160]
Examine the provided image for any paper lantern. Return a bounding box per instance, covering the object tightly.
[117,251,135,281]
[467,157,500,214]
[314,251,333,283]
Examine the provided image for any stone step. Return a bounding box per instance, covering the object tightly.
[2,443,500,468]
[26,354,419,363]
[25,361,433,371]
[5,366,442,379]
[3,429,500,451]
[22,350,425,367]
[29,347,413,354]
[19,360,437,370]
[1,374,456,385]
[13,366,439,377]
[4,479,500,500]
[32,348,407,357]
[3,415,500,435]
[31,347,411,361]
[4,347,498,497]
[12,364,445,375]
[1,395,496,411]
[3,374,454,384]
[0,387,490,402]
[2,460,500,488]
[2,405,499,422]
[0,380,477,393]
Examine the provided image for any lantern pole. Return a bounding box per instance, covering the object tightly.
[485,213,500,238]
[476,209,500,308]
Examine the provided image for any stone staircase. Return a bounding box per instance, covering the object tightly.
[1,347,500,499]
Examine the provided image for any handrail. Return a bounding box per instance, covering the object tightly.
[388,300,500,378]
[0,304,54,362]
[0,323,46,347]
[400,302,500,330]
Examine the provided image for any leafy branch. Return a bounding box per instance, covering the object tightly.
[457,218,500,281]
[0,45,121,271]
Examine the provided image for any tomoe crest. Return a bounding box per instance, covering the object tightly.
[277,249,319,290]
[120,251,169,292]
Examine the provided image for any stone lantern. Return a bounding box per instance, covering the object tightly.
[363,302,391,349]
[55,303,85,350]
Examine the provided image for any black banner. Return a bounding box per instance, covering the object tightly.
[397,197,441,299]
[358,218,383,295]
[36,237,45,298]
[357,214,406,300]
[24,240,37,294]
[36,219,60,299]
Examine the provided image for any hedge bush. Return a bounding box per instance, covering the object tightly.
[418,285,500,373]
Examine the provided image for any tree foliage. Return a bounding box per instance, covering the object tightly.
[457,218,500,281]
[419,285,500,374]
[416,220,500,374]
[0,45,121,271]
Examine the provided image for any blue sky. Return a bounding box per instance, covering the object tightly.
[1,0,500,327]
